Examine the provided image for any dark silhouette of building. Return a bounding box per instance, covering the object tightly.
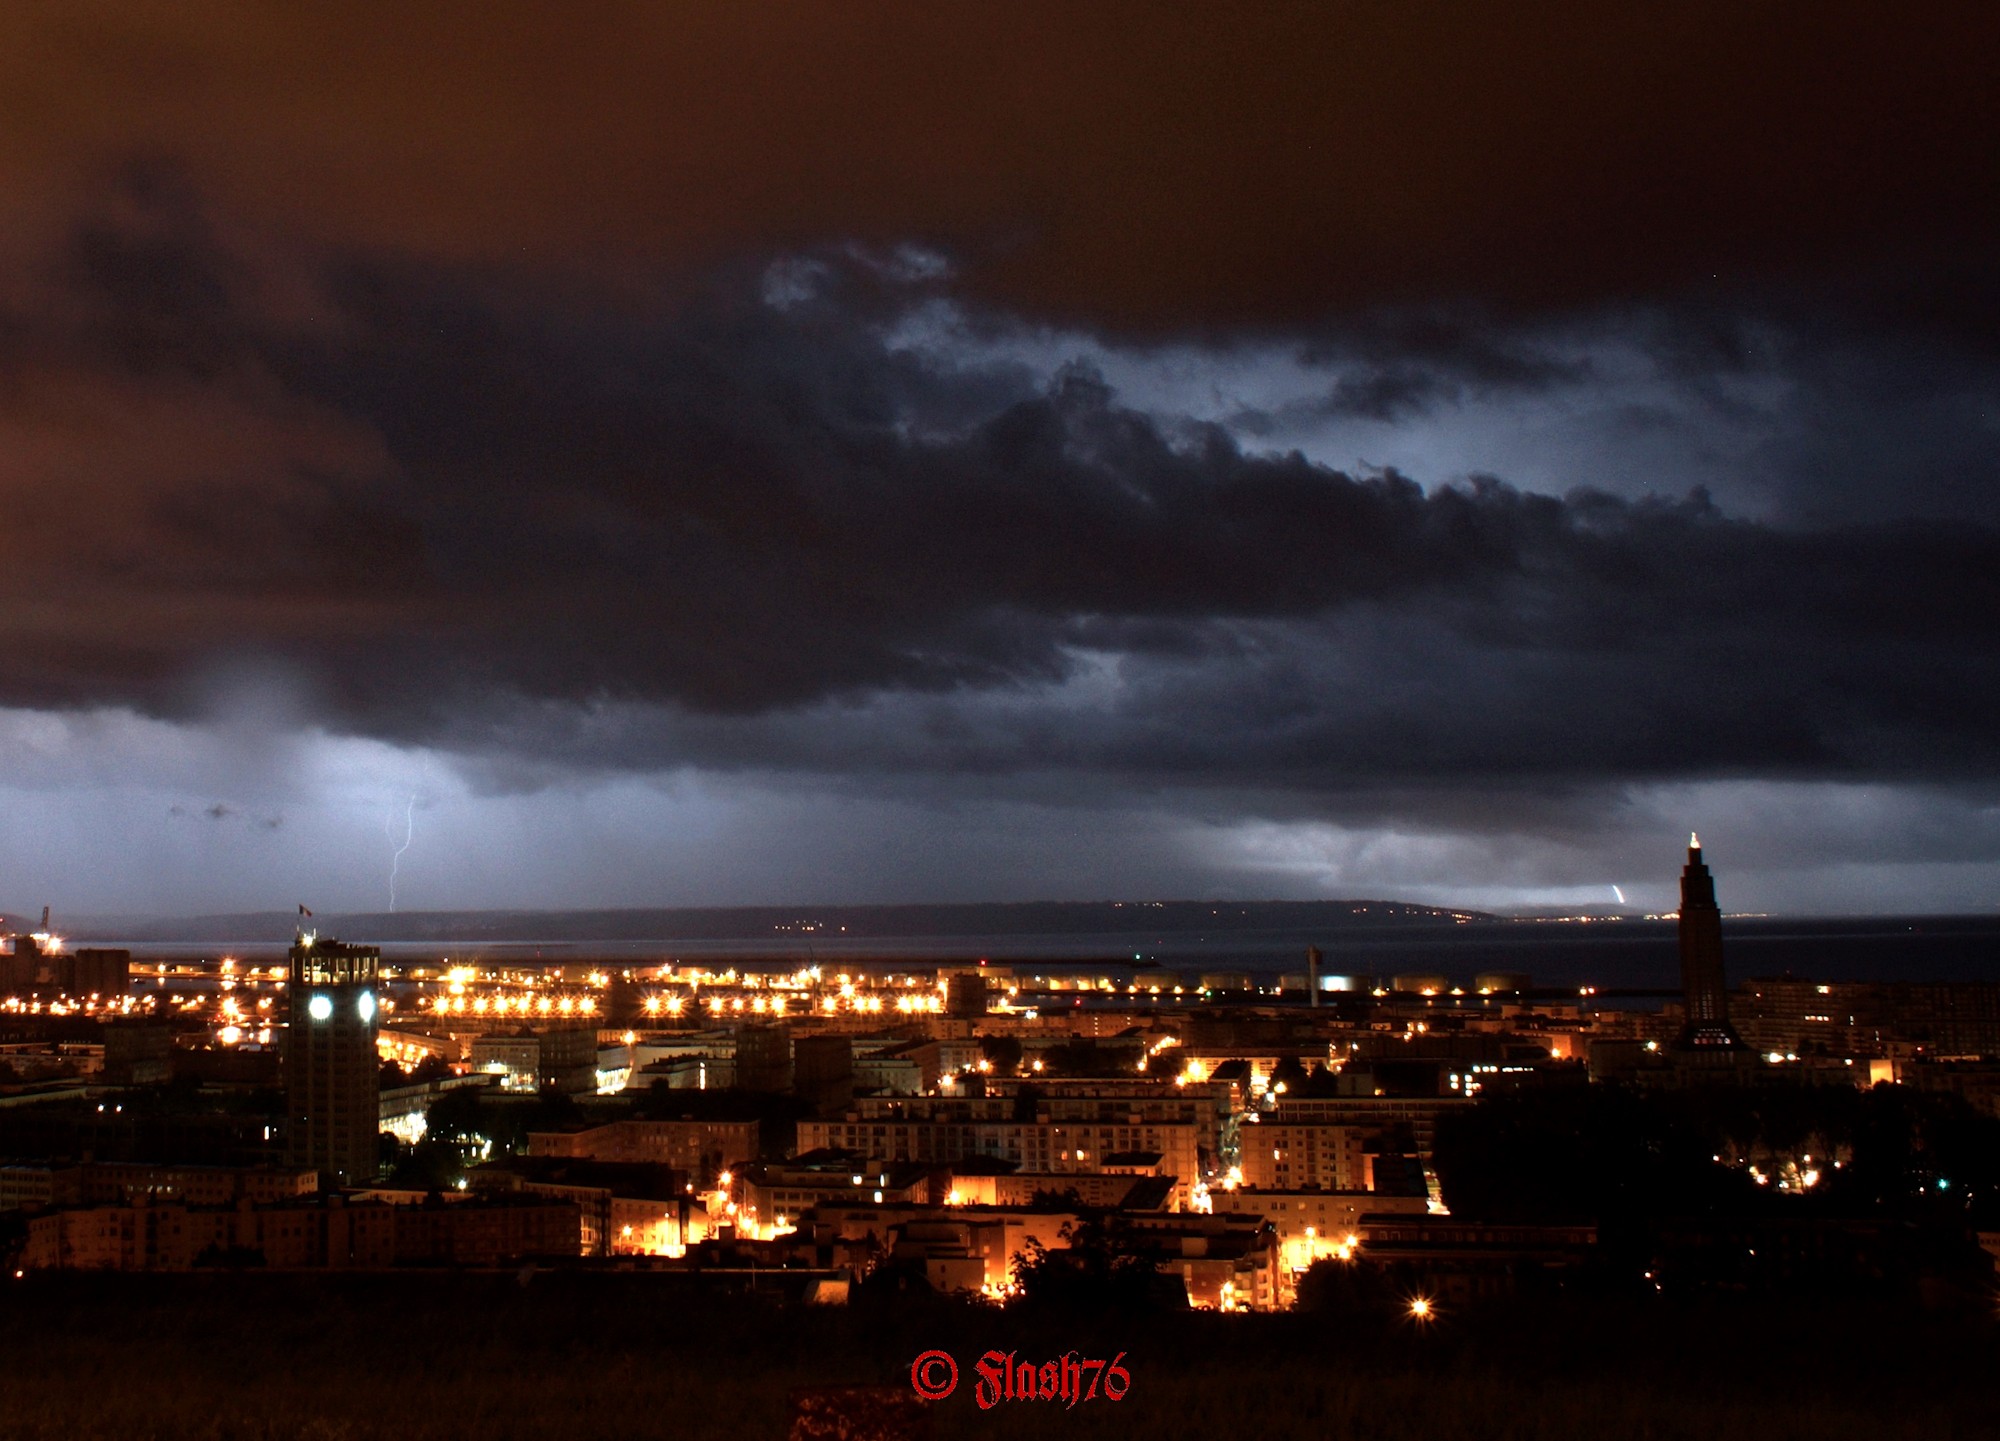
[285,932,382,1186]
[793,1034,855,1116]
[536,1025,600,1094]
[18,1192,580,1271]
[1675,835,1743,1051]
[604,970,642,1025]
[945,971,989,1019]
[735,1023,792,1093]
[0,933,129,998]
[71,948,132,996]
[102,1021,174,1086]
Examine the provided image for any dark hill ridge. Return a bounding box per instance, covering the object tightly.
[64,899,1487,946]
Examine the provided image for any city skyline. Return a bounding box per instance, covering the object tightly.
[0,7,1996,917]
[4,14,1996,1439]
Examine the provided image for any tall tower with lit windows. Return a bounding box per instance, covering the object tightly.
[1673,835,1743,1052]
[286,929,382,1185]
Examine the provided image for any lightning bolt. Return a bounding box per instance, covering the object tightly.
[1611,885,1627,905]
[388,795,417,911]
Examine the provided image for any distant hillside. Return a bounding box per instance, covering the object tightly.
[64,899,1488,945]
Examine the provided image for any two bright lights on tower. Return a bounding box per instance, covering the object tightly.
[305,992,375,1022]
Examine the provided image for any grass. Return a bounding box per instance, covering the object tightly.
[0,1275,1993,1440]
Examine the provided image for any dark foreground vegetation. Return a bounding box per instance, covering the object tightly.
[0,1274,1992,1441]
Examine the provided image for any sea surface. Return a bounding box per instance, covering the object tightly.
[68,910,2000,990]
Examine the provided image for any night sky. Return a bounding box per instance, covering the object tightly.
[1,4,1996,917]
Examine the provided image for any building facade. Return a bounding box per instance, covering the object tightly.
[798,1110,1200,1206]
[526,1118,758,1180]
[1236,1121,1367,1191]
[286,934,382,1186]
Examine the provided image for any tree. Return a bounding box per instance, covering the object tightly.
[1040,1040,1140,1078]
[1432,1084,1756,1225]
[1027,1185,1086,1209]
[1269,1055,1310,1093]
[978,1034,1023,1077]
[1435,1080,2000,1233]
[1009,1208,1171,1311]
[383,1136,469,1193]
[1295,1255,1398,1317]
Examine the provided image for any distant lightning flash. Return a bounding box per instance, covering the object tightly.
[1611,885,1627,905]
[388,795,417,911]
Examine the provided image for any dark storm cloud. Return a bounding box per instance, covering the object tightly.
[1231,317,1596,432]
[1299,316,1599,397]
[0,187,1997,800]
[2,3,1994,334]
[0,0,1994,847]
